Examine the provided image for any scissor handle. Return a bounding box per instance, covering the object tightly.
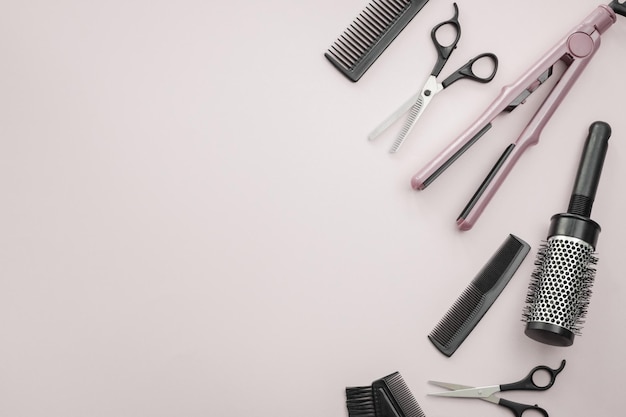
[441,53,499,88]
[430,2,461,77]
[500,360,566,392]
[499,398,549,417]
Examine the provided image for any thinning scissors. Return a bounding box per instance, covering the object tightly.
[369,2,498,153]
[428,360,566,417]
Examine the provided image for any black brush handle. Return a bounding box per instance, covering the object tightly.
[610,0,626,17]
[567,121,611,217]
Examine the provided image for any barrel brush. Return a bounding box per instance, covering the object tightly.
[523,121,611,346]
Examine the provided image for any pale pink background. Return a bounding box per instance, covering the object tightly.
[1,1,625,416]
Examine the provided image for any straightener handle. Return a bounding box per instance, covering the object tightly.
[610,0,626,17]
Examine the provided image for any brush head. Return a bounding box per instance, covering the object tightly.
[345,372,426,417]
[523,216,599,346]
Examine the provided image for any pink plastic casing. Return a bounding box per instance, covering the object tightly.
[410,5,617,231]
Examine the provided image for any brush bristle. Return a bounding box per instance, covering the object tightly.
[522,238,597,335]
[346,386,376,417]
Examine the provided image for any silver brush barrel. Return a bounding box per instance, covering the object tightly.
[523,121,610,346]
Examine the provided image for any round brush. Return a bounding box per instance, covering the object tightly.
[523,121,611,347]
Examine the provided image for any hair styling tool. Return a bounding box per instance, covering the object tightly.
[428,360,566,417]
[346,372,426,417]
[324,0,430,82]
[428,234,530,357]
[523,121,611,347]
[368,3,498,153]
[409,1,626,230]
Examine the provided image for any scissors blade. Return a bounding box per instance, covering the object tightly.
[428,384,501,399]
[368,90,422,141]
[389,76,441,153]
[389,94,425,153]
[428,380,474,391]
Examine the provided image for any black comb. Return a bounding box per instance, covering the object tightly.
[428,234,530,357]
[325,0,430,82]
[346,372,426,417]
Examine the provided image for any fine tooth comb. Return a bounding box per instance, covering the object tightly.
[346,372,426,417]
[325,0,431,82]
[428,234,531,357]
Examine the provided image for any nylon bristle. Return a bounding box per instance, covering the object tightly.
[346,386,376,417]
[522,238,597,335]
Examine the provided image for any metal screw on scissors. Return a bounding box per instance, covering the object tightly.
[368,2,499,153]
[428,360,566,417]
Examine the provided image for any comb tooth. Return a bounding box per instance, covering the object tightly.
[329,44,355,68]
[325,0,426,81]
[346,26,369,52]
[387,0,409,14]
[379,0,402,15]
[336,36,361,63]
[341,31,367,56]
[328,48,353,70]
[337,35,363,61]
[429,285,484,348]
[379,372,427,417]
[354,17,378,43]
[361,8,386,34]
[370,1,394,23]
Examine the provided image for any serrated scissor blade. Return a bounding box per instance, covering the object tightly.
[389,95,424,153]
[368,91,421,141]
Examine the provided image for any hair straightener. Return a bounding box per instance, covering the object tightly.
[410,1,626,231]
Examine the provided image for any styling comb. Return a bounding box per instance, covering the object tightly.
[325,0,430,82]
[346,372,426,417]
[428,234,530,356]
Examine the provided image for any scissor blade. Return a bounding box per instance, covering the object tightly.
[428,380,474,391]
[389,95,425,153]
[428,384,501,399]
[368,91,422,141]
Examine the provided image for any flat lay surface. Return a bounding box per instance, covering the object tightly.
[2,1,626,416]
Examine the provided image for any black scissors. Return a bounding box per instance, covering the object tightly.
[369,2,499,153]
[428,360,566,417]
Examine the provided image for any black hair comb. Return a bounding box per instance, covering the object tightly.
[325,0,430,82]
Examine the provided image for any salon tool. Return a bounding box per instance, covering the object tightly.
[428,360,566,417]
[523,121,611,347]
[428,234,530,357]
[410,1,626,230]
[369,3,498,153]
[346,372,426,417]
[325,0,430,82]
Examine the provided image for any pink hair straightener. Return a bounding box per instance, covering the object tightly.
[411,1,626,231]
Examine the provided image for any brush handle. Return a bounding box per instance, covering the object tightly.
[567,121,611,217]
